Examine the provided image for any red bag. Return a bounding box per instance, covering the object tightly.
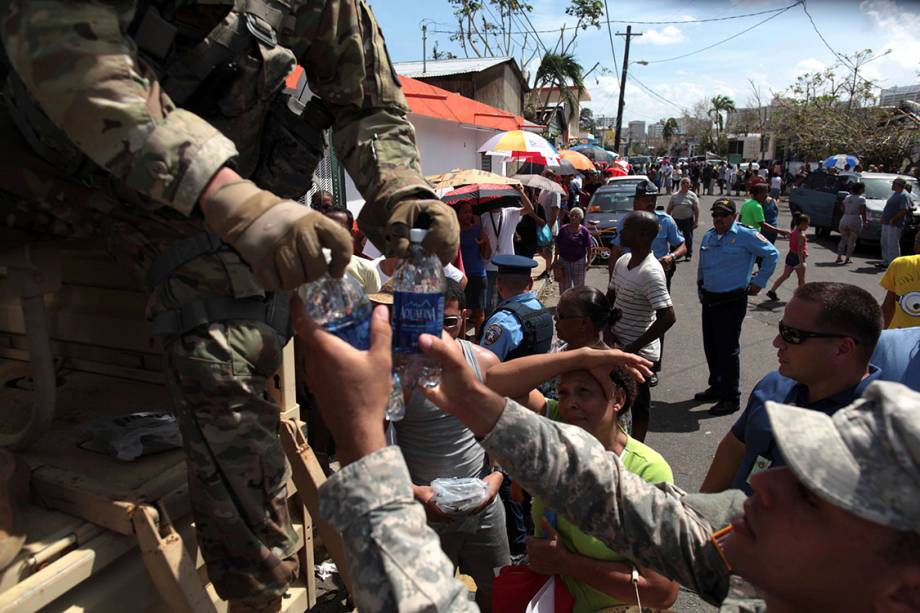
[492,565,574,613]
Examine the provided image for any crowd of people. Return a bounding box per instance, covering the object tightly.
[300,163,920,612]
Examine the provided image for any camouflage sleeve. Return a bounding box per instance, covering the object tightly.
[290,0,436,209]
[318,446,478,613]
[1,0,237,215]
[480,399,745,607]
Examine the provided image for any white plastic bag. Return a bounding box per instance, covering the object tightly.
[431,477,489,514]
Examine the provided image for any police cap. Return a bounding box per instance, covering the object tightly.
[492,254,538,275]
[711,198,737,214]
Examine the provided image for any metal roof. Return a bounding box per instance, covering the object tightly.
[394,56,515,78]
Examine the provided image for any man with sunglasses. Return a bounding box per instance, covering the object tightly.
[394,278,509,611]
[701,282,882,495]
[696,198,779,416]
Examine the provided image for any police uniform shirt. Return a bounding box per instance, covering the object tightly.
[480,291,543,361]
[612,211,685,259]
[697,221,779,293]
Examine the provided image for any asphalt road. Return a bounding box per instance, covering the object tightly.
[537,193,889,612]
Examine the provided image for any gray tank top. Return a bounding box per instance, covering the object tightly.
[395,340,487,485]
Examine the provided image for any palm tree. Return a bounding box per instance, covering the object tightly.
[662,117,679,142]
[532,52,585,135]
[709,95,736,138]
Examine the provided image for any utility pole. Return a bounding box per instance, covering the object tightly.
[613,26,641,155]
[422,23,428,74]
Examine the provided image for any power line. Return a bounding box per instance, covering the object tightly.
[799,2,884,91]
[602,0,619,76]
[642,1,800,64]
[627,73,687,113]
[428,2,802,36]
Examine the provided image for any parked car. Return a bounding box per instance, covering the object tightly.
[605,174,651,187]
[585,183,637,252]
[788,172,919,244]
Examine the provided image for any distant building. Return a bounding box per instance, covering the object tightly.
[628,120,646,143]
[647,122,665,140]
[879,84,920,107]
[394,56,529,116]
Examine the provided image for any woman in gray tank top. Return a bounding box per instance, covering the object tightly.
[836,182,867,264]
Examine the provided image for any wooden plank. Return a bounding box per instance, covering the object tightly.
[0,529,135,613]
[279,418,352,595]
[31,466,138,536]
[0,346,163,384]
[266,339,297,413]
[132,505,217,613]
[0,333,162,370]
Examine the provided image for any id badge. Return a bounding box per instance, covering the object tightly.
[746,455,773,484]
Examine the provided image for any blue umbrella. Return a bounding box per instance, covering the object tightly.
[822,154,859,170]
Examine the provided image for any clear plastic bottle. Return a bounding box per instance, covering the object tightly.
[302,273,406,421]
[392,228,445,389]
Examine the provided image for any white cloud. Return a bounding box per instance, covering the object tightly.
[637,26,687,46]
[860,0,920,83]
[791,57,828,77]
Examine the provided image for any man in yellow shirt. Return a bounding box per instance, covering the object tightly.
[880,231,920,329]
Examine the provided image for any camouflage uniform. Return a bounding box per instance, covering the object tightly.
[0,0,437,605]
[320,400,762,613]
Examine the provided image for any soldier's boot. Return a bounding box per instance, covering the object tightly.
[0,448,29,570]
[227,597,283,613]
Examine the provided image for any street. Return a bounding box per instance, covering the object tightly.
[538,193,889,612]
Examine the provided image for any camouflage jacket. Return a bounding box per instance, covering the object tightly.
[1,0,435,215]
[321,401,767,612]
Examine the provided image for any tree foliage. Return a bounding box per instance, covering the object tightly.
[709,95,736,138]
[771,50,918,169]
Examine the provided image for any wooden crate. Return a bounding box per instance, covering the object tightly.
[0,240,323,612]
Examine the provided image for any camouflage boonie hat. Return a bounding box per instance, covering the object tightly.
[767,381,920,533]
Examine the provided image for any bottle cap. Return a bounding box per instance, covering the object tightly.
[409,228,428,243]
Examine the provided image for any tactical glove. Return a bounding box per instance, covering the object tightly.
[201,180,353,290]
[358,198,459,265]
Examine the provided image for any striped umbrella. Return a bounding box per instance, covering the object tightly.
[559,150,596,171]
[442,183,522,215]
[822,154,860,170]
[478,130,561,165]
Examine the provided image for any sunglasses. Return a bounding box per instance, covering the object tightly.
[443,315,461,328]
[778,321,855,345]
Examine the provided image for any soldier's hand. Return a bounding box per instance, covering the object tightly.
[290,295,391,466]
[201,179,352,290]
[359,198,460,265]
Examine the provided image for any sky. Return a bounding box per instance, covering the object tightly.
[371,0,920,125]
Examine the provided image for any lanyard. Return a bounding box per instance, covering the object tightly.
[487,210,504,240]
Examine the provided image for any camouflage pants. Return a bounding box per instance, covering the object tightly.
[0,109,298,605]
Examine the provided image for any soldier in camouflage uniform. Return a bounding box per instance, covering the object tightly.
[0,0,458,609]
[299,312,920,613]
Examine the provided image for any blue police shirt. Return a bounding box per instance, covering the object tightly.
[480,291,542,361]
[729,366,881,494]
[697,221,779,292]
[612,211,685,259]
[872,328,920,391]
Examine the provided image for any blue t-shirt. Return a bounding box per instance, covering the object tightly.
[459,224,487,277]
[872,328,920,391]
[729,366,881,494]
[612,210,685,259]
[762,198,778,226]
[881,191,909,228]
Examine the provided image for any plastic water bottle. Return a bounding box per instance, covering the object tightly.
[302,273,406,421]
[392,228,445,389]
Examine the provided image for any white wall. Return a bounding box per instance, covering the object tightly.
[344,114,506,215]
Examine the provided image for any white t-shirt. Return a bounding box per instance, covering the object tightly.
[770,176,782,190]
[537,191,560,230]
[608,253,672,361]
[482,207,523,271]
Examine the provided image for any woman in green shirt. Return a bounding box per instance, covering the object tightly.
[484,348,679,611]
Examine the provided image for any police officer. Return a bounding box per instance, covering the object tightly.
[0,1,458,609]
[696,198,779,416]
[480,255,553,362]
